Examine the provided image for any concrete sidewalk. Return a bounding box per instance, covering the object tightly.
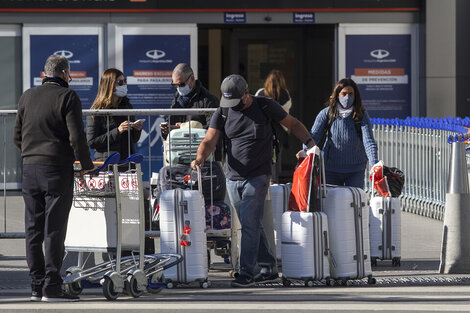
[1,193,470,312]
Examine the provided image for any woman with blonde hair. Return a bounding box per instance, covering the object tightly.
[86,68,143,162]
[255,69,292,183]
[86,68,154,254]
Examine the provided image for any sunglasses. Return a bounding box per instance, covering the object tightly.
[171,74,192,88]
[116,78,127,86]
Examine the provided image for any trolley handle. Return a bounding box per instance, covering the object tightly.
[118,153,143,165]
[74,152,121,174]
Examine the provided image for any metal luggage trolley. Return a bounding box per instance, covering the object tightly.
[63,152,182,301]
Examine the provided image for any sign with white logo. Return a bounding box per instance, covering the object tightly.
[224,12,246,24]
[293,12,315,23]
[115,24,197,180]
[338,24,418,118]
[23,26,103,108]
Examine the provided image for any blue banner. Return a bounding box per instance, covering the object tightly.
[346,34,411,118]
[122,34,191,179]
[29,35,99,108]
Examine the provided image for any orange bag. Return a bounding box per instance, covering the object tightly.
[288,153,313,211]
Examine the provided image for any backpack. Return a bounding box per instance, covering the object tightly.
[220,97,280,163]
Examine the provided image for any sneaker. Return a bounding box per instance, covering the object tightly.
[41,290,80,302]
[254,271,280,284]
[231,275,255,288]
[30,289,42,302]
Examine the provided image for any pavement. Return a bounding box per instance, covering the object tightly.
[1,192,470,312]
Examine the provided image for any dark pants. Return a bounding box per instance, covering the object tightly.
[22,164,74,294]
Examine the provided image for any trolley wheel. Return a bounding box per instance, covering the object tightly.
[325,277,334,287]
[282,277,291,287]
[102,276,119,301]
[166,281,174,289]
[367,276,377,285]
[64,273,83,296]
[126,275,144,298]
[200,281,210,289]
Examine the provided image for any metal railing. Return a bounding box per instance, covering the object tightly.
[368,117,470,220]
[2,110,470,238]
[1,108,216,239]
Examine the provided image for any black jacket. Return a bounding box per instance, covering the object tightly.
[169,80,219,127]
[86,97,141,161]
[14,77,93,169]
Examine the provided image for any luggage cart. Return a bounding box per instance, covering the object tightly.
[63,153,183,300]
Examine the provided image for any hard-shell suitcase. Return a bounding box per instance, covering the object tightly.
[369,196,402,266]
[322,186,376,285]
[270,183,291,261]
[159,184,209,288]
[281,211,331,286]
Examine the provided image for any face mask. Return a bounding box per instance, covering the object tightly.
[177,84,192,96]
[114,85,127,97]
[231,100,245,111]
[338,95,354,109]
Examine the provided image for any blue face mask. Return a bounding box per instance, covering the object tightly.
[231,100,245,111]
[338,95,354,109]
[177,84,192,96]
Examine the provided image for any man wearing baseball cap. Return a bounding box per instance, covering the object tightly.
[191,74,315,287]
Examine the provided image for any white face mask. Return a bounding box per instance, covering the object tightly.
[114,85,127,97]
[177,84,192,96]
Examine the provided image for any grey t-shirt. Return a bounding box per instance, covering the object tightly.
[209,96,287,180]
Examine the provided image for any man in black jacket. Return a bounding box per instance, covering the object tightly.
[14,54,96,302]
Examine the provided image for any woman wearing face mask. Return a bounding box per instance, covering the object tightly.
[309,78,378,188]
[86,69,155,255]
[86,68,143,162]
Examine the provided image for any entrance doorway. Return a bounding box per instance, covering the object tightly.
[198,25,335,182]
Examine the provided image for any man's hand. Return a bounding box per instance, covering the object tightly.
[190,159,203,171]
[80,166,99,178]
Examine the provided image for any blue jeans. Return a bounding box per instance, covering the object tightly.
[226,175,276,278]
[325,170,365,189]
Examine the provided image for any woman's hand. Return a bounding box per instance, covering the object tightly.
[118,121,131,133]
[131,119,145,131]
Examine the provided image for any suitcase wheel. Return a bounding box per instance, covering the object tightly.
[367,275,377,285]
[325,277,334,287]
[282,277,291,287]
[392,257,401,267]
[200,280,210,289]
[166,281,174,289]
[304,280,314,287]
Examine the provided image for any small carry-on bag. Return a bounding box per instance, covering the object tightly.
[270,183,291,261]
[164,128,213,165]
[323,185,376,285]
[281,146,332,286]
[369,196,402,266]
[159,165,210,288]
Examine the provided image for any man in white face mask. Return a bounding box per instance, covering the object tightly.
[160,63,220,158]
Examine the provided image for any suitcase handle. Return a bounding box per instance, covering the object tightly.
[323,230,329,256]
[195,164,203,195]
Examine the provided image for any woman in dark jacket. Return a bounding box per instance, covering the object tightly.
[86,68,143,162]
[86,68,154,255]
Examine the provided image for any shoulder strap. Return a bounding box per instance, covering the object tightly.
[318,112,334,150]
[354,118,363,142]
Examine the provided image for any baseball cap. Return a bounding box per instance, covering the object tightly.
[220,74,248,108]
